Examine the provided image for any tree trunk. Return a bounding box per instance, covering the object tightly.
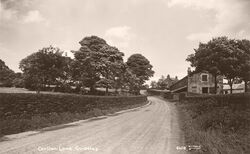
[229,79,233,94]
[106,86,108,95]
[90,85,95,94]
[244,80,248,92]
[214,74,217,94]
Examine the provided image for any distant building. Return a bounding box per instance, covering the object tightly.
[165,75,178,89]
[223,83,245,94]
[170,68,223,94]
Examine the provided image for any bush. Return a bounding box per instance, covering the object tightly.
[0,93,147,120]
[0,93,147,136]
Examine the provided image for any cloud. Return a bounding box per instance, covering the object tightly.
[22,10,46,23]
[167,0,250,41]
[104,26,136,49]
[0,1,48,25]
[0,2,17,21]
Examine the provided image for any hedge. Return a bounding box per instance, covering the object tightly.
[0,93,147,120]
[182,93,250,111]
[147,89,173,99]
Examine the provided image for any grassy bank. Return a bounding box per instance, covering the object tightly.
[176,93,250,154]
[0,93,147,137]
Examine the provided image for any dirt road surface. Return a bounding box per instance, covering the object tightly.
[0,97,186,154]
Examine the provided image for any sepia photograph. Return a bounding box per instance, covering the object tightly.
[0,0,250,153]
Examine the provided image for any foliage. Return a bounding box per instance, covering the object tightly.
[72,36,122,94]
[123,67,142,95]
[96,45,125,94]
[15,35,154,95]
[0,59,15,87]
[12,72,25,88]
[0,93,147,120]
[150,80,158,89]
[126,54,154,93]
[178,93,250,153]
[19,46,70,92]
[186,37,227,93]
[187,37,250,93]
[236,39,250,92]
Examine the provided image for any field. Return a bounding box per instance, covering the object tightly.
[0,87,64,94]
[0,87,36,93]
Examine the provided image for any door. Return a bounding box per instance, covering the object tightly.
[202,87,208,94]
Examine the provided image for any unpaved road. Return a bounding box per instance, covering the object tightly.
[0,97,186,154]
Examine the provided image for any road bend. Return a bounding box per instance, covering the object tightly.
[0,96,186,154]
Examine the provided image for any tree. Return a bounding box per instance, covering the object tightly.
[20,46,69,93]
[236,39,250,92]
[217,39,243,93]
[187,37,250,94]
[96,45,124,94]
[12,72,25,88]
[72,36,125,95]
[150,81,157,89]
[122,67,141,95]
[126,54,154,94]
[186,37,230,94]
[72,36,107,94]
[0,59,15,87]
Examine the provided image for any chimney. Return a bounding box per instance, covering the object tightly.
[187,67,191,75]
[167,74,170,79]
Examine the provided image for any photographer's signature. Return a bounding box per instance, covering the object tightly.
[176,145,201,151]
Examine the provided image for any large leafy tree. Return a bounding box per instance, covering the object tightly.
[72,36,107,93]
[126,54,154,94]
[72,36,125,94]
[217,38,242,93]
[187,37,249,94]
[120,66,141,95]
[0,59,15,87]
[19,46,69,92]
[96,45,124,94]
[186,37,230,94]
[236,39,250,92]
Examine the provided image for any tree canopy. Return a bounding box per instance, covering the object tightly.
[126,54,154,94]
[0,59,15,87]
[72,36,125,94]
[15,35,154,95]
[187,37,250,93]
[19,46,70,92]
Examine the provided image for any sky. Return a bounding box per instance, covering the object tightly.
[1,0,250,82]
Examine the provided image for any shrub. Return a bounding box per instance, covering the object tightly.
[0,93,147,135]
[0,93,147,120]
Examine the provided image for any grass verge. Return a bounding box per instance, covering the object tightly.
[176,101,250,154]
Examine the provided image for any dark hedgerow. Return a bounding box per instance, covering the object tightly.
[0,93,147,136]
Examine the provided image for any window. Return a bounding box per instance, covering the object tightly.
[201,74,208,82]
[191,86,197,93]
[202,87,208,94]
